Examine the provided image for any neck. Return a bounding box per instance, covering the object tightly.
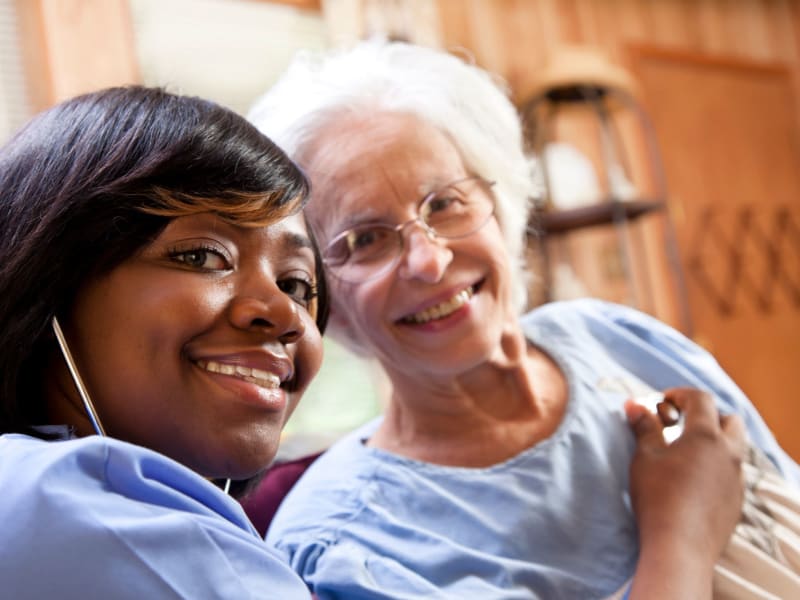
[370,329,568,467]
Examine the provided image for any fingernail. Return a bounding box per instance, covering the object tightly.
[657,400,681,426]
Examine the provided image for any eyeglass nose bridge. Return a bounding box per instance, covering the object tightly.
[396,215,438,244]
[387,216,449,280]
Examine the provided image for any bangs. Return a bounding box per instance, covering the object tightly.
[139,187,306,228]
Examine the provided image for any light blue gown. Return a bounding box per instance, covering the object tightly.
[266,299,799,600]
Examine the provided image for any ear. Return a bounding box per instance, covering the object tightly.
[325,304,371,358]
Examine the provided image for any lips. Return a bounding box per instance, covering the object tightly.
[399,284,476,324]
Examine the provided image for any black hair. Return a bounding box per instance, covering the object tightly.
[0,85,328,435]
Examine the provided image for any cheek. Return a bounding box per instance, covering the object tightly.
[73,276,228,370]
[474,225,514,288]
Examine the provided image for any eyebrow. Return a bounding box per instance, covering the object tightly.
[275,230,318,272]
[284,231,314,252]
[333,213,391,233]
[285,232,324,272]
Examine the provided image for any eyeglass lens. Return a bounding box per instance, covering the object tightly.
[323,177,494,282]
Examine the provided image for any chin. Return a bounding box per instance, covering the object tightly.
[234,442,281,480]
[190,435,281,482]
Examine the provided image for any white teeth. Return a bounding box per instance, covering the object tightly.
[196,360,281,389]
[251,367,273,380]
[403,286,474,324]
[220,364,235,375]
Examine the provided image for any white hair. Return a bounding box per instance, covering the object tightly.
[248,38,538,312]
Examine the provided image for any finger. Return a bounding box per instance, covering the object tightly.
[720,413,747,460]
[663,387,719,432]
[624,399,650,425]
[624,399,668,449]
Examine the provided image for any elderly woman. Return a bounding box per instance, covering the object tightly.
[0,86,327,597]
[248,40,799,599]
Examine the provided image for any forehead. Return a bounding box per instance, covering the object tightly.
[306,112,465,182]
[300,112,468,237]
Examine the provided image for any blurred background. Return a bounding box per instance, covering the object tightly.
[1,0,798,460]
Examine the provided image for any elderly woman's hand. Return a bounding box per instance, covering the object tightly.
[624,387,746,599]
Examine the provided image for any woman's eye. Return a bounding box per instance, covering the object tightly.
[347,228,381,251]
[278,278,317,307]
[171,248,229,271]
[427,195,456,213]
[424,193,468,221]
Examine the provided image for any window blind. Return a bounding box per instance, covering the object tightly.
[0,0,31,145]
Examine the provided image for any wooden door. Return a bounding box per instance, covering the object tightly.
[631,48,800,460]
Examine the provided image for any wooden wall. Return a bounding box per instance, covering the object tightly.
[14,0,139,112]
[436,0,800,103]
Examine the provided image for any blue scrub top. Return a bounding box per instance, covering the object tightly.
[0,432,311,599]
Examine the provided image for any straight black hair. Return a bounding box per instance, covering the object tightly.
[0,86,328,435]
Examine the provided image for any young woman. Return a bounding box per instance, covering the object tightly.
[0,86,326,597]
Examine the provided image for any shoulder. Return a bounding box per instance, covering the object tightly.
[520,303,800,483]
[522,299,729,382]
[0,434,309,598]
[522,298,655,329]
[521,299,692,350]
[1,433,250,527]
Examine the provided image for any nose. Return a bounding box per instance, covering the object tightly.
[228,281,306,345]
[396,224,453,283]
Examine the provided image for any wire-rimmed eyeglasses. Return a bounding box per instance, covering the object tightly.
[322,175,496,283]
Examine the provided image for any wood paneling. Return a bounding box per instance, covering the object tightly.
[258,0,321,11]
[437,0,800,104]
[15,0,139,110]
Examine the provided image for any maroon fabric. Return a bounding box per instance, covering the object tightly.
[240,452,322,537]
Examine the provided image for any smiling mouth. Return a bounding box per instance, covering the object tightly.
[195,360,283,390]
[399,285,476,325]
